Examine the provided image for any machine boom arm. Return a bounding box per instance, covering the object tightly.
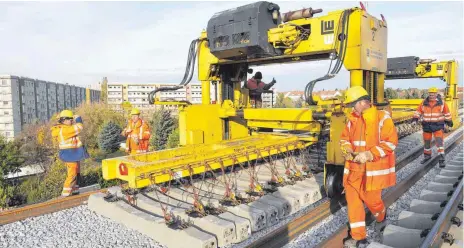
[385,56,460,129]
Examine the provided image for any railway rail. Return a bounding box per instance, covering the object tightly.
[247,128,463,248]
[2,127,460,248]
[317,134,462,248]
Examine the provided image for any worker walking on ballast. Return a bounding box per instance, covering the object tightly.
[246,71,277,108]
[340,86,398,248]
[122,108,151,154]
[51,110,89,197]
[413,87,453,167]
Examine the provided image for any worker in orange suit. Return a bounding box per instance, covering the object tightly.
[51,110,89,197]
[339,86,398,248]
[246,71,276,108]
[412,87,453,167]
[122,108,151,154]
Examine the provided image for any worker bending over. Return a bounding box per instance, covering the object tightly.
[122,108,151,154]
[51,110,89,197]
[340,86,398,248]
[246,71,277,108]
[413,87,453,167]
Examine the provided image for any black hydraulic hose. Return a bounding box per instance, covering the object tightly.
[304,9,352,105]
[148,39,200,104]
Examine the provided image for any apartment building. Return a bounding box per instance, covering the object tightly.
[107,83,199,111]
[107,82,276,111]
[0,75,100,140]
[261,90,277,108]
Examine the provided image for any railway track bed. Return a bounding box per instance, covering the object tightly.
[0,128,461,248]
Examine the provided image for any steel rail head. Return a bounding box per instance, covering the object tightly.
[420,180,463,248]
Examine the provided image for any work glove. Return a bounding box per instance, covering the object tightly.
[341,146,355,161]
[270,78,276,85]
[411,118,419,125]
[263,78,277,90]
[353,151,374,164]
[133,136,140,145]
[445,120,453,127]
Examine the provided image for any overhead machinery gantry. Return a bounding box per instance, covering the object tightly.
[103,1,393,199]
[386,56,461,130]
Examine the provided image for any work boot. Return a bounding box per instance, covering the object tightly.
[420,155,432,164]
[343,237,368,248]
[439,154,446,168]
[375,219,388,233]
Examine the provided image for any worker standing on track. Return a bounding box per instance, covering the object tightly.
[51,110,89,197]
[412,87,453,167]
[246,71,277,108]
[340,86,398,248]
[122,108,151,154]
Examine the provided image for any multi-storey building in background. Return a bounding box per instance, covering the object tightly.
[0,75,100,140]
[107,82,276,112]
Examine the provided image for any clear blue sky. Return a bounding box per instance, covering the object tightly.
[0,1,462,91]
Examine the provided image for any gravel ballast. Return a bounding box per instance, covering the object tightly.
[285,129,462,248]
[366,142,463,244]
[2,130,461,248]
[0,205,166,248]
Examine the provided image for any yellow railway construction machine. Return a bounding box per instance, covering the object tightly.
[385,56,461,131]
[102,2,417,213]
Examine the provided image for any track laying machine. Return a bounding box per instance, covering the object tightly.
[385,56,461,130]
[102,1,441,216]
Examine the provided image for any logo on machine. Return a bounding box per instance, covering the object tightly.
[437,65,443,70]
[324,35,334,45]
[321,20,335,35]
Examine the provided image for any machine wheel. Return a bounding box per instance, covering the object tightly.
[325,171,344,198]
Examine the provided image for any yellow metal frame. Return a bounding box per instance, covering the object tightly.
[102,4,391,189]
[386,59,461,130]
[103,134,307,188]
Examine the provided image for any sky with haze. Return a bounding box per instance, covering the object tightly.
[0,1,462,92]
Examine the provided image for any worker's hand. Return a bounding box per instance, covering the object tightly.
[270,78,276,85]
[133,136,139,145]
[353,151,374,164]
[341,146,354,160]
[445,120,453,128]
[412,118,419,125]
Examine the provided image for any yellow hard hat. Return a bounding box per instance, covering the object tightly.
[59,110,73,118]
[344,86,369,106]
[130,108,141,115]
[428,87,438,93]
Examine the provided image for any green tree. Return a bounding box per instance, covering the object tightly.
[275,93,285,108]
[98,121,123,154]
[411,90,419,98]
[405,91,412,99]
[150,108,176,150]
[294,96,304,108]
[275,93,295,108]
[384,88,398,99]
[166,128,180,148]
[421,89,428,98]
[100,77,108,104]
[0,136,25,208]
[74,102,126,150]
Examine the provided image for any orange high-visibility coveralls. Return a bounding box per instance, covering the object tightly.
[413,97,451,157]
[123,118,151,154]
[340,107,398,240]
[51,116,89,196]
